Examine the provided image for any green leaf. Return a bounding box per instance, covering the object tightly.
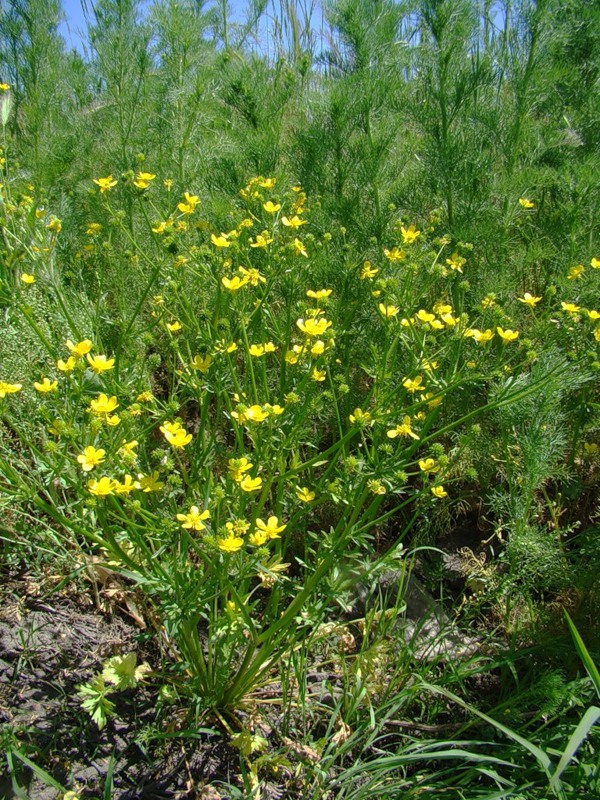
[549,705,600,790]
[564,611,600,700]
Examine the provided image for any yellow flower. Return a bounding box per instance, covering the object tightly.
[46,217,62,233]
[106,414,121,427]
[446,252,466,272]
[34,377,58,393]
[292,237,307,257]
[441,312,457,326]
[349,407,372,426]
[164,178,173,191]
[383,247,405,262]
[591,258,600,269]
[360,261,379,279]
[0,381,22,398]
[87,476,116,496]
[561,302,580,313]
[136,391,154,403]
[419,458,439,473]
[89,394,119,415]
[250,232,273,249]
[567,264,584,280]
[86,222,102,235]
[160,420,193,448]
[466,328,494,344]
[166,321,182,332]
[263,200,280,213]
[497,327,519,343]
[296,487,315,503]
[217,532,244,553]
[481,294,496,309]
[0,83,10,91]
[118,440,139,459]
[368,479,386,495]
[518,198,535,208]
[191,354,213,372]
[238,267,265,286]
[387,416,419,440]
[281,215,306,228]
[403,376,424,393]
[249,529,268,547]
[401,224,421,244]
[77,445,106,472]
[57,357,76,372]
[297,317,332,337]
[20,273,35,284]
[66,339,92,357]
[86,354,115,374]
[211,232,231,247]
[177,505,210,530]
[594,328,600,343]
[93,175,118,193]
[114,474,136,495]
[431,485,448,498]
[311,367,326,382]
[228,457,253,482]
[310,340,325,356]
[265,403,284,415]
[255,516,286,540]
[133,171,156,189]
[416,309,435,324]
[378,303,399,318]
[246,404,270,422]
[135,472,164,492]
[518,292,542,307]
[177,192,200,214]
[240,475,263,492]
[306,289,332,300]
[222,275,248,291]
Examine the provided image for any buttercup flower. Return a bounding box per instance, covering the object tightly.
[93,175,118,193]
[387,416,419,440]
[567,265,584,280]
[217,531,244,553]
[133,172,156,189]
[263,201,280,213]
[561,302,580,313]
[89,394,119,415]
[296,486,315,502]
[118,440,138,459]
[21,273,35,284]
[518,198,535,208]
[497,327,519,343]
[378,304,399,318]
[66,339,92,357]
[88,476,116,496]
[86,354,115,374]
[0,381,22,398]
[191,354,213,372]
[211,233,231,247]
[77,446,106,472]
[57,357,76,372]
[403,376,424,393]
[177,506,210,530]
[135,472,164,492]
[297,317,332,337]
[178,192,199,214]
[431,485,448,498]
[446,252,466,272]
[282,215,306,228]
[228,457,253,482]
[401,224,421,244]
[419,458,439,473]
[34,377,58,393]
[239,475,262,492]
[255,516,286,540]
[160,420,193,448]
[384,247,405,262]
[518,292,542,307]
[306,289,332,300]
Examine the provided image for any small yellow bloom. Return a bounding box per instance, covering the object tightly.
[383,247,405,262]
[591,258,600,269]
[135,472,164,492]
[311,367,326,382]
[118,440,139,459]
[567,265,584,280]
[263,201,280,214]
[401,224,421,244]
[164,178,173,191]
[518,292,542,308]
[497,326,519,343]
[77,445,106,472]
[403,376,424,393]
[419,458,439,473]
[211,232,231,247]
[349,407,372,426]
[281,215,306,228]
[191,354,213,372]
[228,457,253,482]
[88,476,116,496]
[310,340,325,356]
[368,479,386,495]
[166,321,182,332]
[217,533,244,553]
[518,198,535,208]
[0,381,22,398]
[587,309,600,321]
[222,275,249,291]
[416,309,435,324]
[306,289,332,300]
[296,486,315,503]
[34,377,58,393]
[292,237,307,257]
[387,416,419,440]
[93,175,118,193]
[360,261,379,279]
[20,273,35,284]
[561,302,580,313]
[89,394,119,415]
[57,356,76,373]
[114,474,136,494]
[66,339,92,357]
[86,222,102,235]
[133,171,156,189]
[297,317,332,337]
[378,303,399,318]
[250,232,273,249]
[255,516,286,540]
[0,83,10,91]
[431,485,448,498]
[46,217,62,233]
[239,475,262,492]
[466,328,495,344]
[177,192,200,214]
[86,354,115,374]
[177,506,210,530]
[160,420,193,448]
[446,252,466,273]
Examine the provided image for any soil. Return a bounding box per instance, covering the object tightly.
[0,569,245,800]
